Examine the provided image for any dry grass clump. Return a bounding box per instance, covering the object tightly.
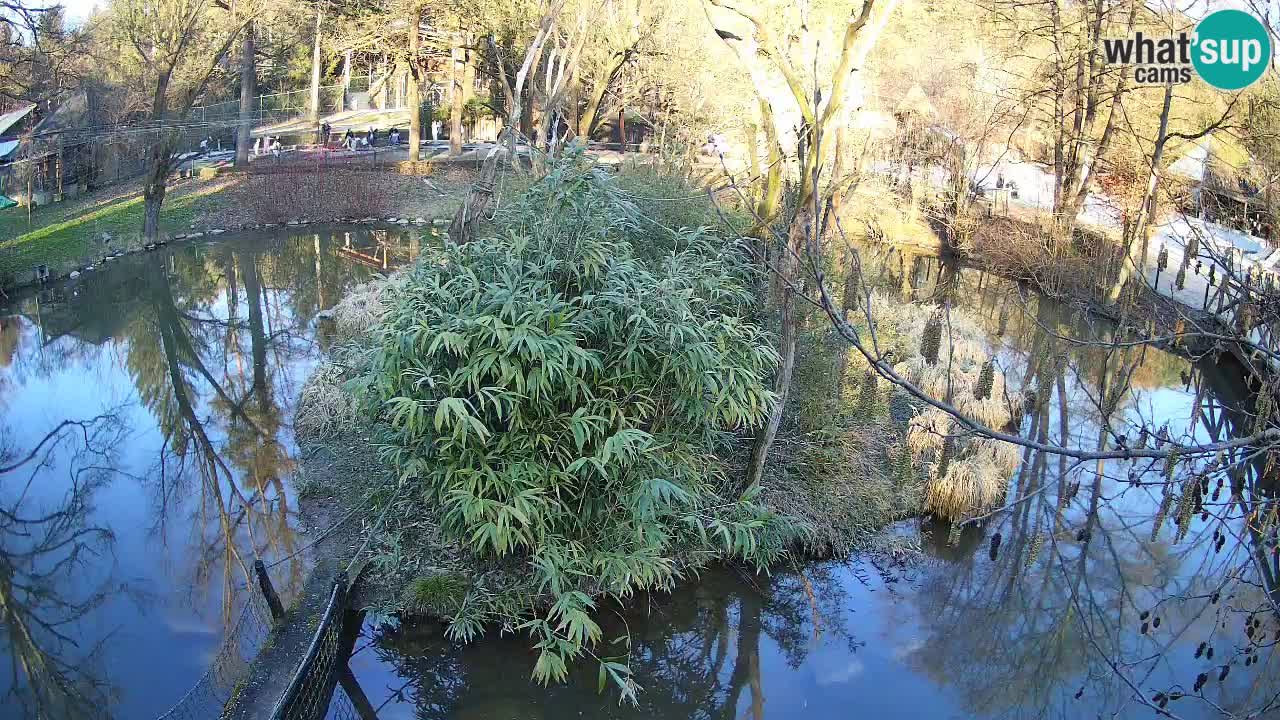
[299,271,412,440]
[295,362,361,442]
[926,454,1008,520]
[868,287,1020,432]
[763,422,922,556]
[907,407,1020,521]
[330,277,397,344]
[850,290,1026,523]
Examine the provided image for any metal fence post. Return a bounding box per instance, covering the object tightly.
[255,559,286,621]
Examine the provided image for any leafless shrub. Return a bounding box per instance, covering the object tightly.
[967,217,1119,298]
[237,168,398,224]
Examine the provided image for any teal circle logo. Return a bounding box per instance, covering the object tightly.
[1192,10,1271,90]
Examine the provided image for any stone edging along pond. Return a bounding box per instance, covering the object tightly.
[12,215,451,291]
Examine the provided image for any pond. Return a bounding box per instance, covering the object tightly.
[0,225,429,719]
[2,232,1275,719]
[340,246,1278,719]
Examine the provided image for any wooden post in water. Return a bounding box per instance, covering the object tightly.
[255,559,286,621]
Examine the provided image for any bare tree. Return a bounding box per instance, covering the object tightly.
[704,0,900,491]
[113,0,253,241]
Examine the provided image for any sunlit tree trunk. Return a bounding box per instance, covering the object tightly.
[449,43,464,156]
[235,26,255,168]
[308,4,324,125]
[407,6,423,160]
[1106,83,1172,304]
[577,46,634,140]
[462,45,476,142]
[709,0,898,491]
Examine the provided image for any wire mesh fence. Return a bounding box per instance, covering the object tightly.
[153,591,275,720]
[190,85,349,129]
[269,573,350,720]
[324,685,363,720]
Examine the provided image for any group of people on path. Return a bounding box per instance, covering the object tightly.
[197,121,412,164]
[321,121,402,151]
[252,135,283,158]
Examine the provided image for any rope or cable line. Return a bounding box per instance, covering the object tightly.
[258,494,373,575]
[342,483,405,578]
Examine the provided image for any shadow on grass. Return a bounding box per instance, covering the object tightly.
[0,182,231,286]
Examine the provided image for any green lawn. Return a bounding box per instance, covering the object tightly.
[0,183,230,286]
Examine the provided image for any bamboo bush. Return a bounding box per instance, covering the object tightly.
[353,153,797,697]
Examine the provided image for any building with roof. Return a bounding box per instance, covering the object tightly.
[0,104,36,207]
[1167,132,1271,240]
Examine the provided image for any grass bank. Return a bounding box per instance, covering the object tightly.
[0,164,479,291]
[0,179,235,287]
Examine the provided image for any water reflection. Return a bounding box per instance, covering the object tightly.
[0,226,426,719]
[862,246,1279,718]
[353,248,1278,719]
[350,564,865,720]
[0,413,126,720]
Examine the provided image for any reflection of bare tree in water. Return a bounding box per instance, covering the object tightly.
[875,257,1280,718]
[363,564,857,720]
[125,253,304,624]
[0,414,130,720]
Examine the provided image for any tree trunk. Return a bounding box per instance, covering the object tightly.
[719,593,763,720]
[753,99,783,236]
[235,26,256,167]
[744,207,807,491]
[143,155,168,242]
[1106,83,1172,304]
[577,72,610,140]
[407,8,422,161]
[449,156,497,244]
[462,46,476,142]
[308,4,324,124]
[243,253,268,403]
[503,6,559,162]
[449,44,464,156]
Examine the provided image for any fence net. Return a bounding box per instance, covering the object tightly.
[153,592,275,720]
[269,575,350,720]
[324,686,363,720]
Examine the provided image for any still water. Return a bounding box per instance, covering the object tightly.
[342,247,1279,719]
[2,233,1275,719]
[0,226,426,719]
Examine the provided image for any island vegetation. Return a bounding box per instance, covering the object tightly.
[4,0,1280,716]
